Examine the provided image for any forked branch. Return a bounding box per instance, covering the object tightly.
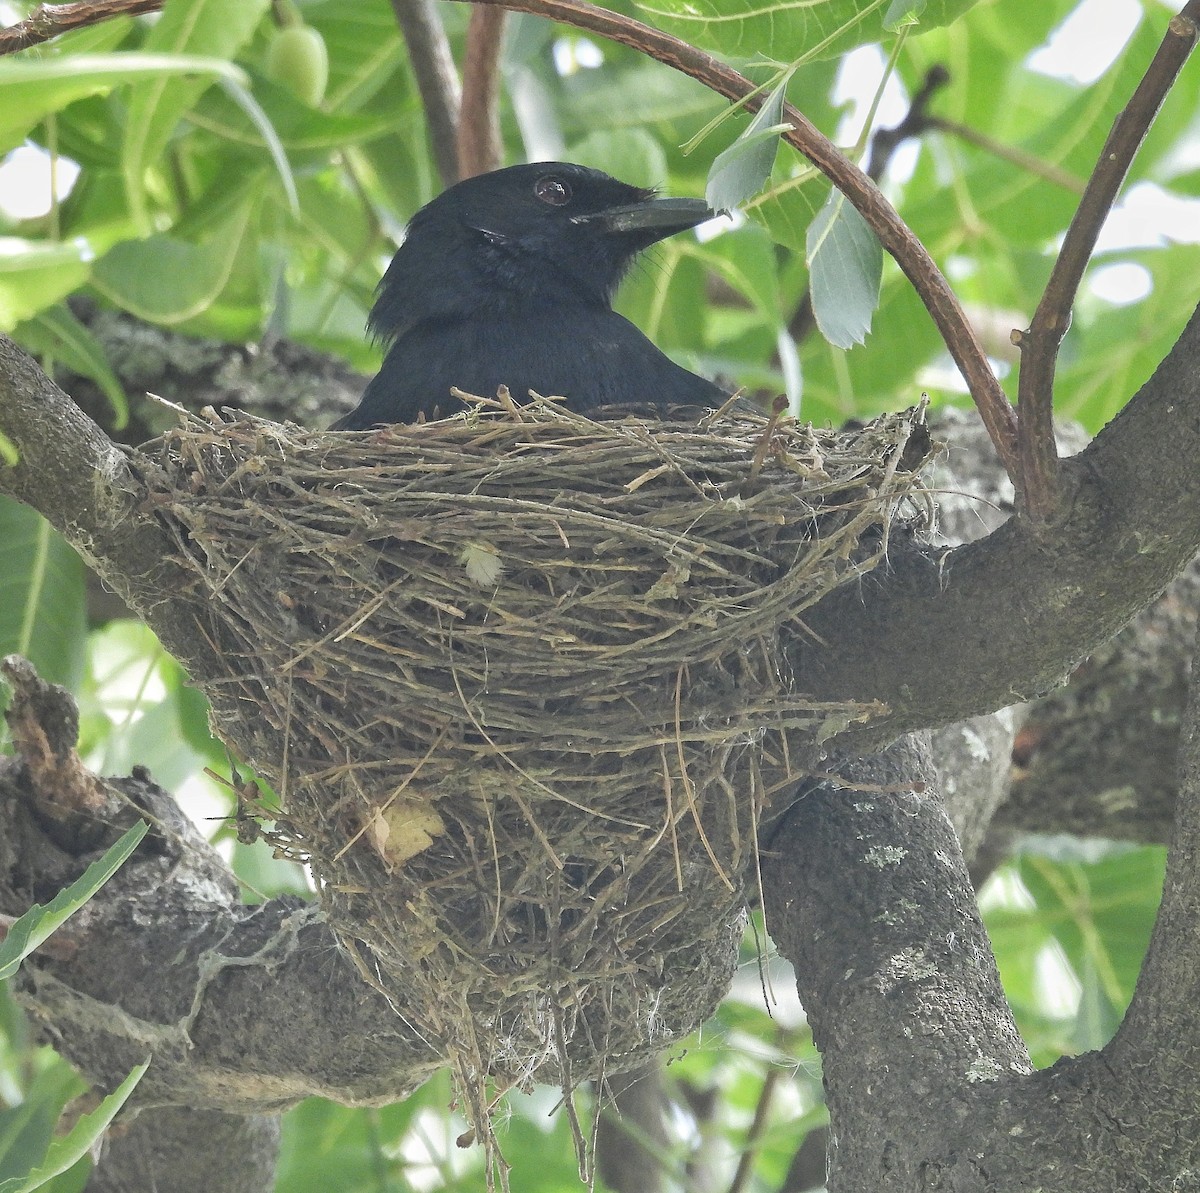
[1014,1,1200,523]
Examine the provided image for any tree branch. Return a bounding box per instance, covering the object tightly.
[1106,620,1200,1100]
[763,726,1200,1189]
[762,737,1031,1189]
[997,557,1199,845]
[391,0,463,187]
[453,0,1020,482]
[88,1109,280,1193]
[0,664,441,1113]
[1014,1,1200,524]
[793,300,1200,749]
[0,0,160,55]
[458,6,506,177]
[926,116,1086,194]
[863,64,951,179]
[0,335,223,684]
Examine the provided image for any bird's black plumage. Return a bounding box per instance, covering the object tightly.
[332,163,728,430]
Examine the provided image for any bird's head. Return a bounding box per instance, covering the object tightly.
[368,163,715,340]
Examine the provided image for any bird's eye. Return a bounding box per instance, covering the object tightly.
[534,175,572,206]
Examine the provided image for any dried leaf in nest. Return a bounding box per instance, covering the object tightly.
[134,395,937,1142]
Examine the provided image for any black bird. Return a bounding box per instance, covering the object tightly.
[332,162,729,430]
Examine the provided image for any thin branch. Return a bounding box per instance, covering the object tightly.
[1014,1,1200,524]
[867,66,1086,195]
[726,1067,781,1193]
[788,68,1085,348]
[864,64,951,179]
[459,6,506,177]
[391,0,463,186]
[0,0,161,55]
[926,117,1086,195]
[454,0,1019,481]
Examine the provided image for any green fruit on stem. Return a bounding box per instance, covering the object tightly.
[266,24,329,107]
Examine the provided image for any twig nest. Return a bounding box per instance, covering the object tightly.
[136,395,935,1120]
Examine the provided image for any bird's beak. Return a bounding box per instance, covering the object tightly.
[573,196,716,240]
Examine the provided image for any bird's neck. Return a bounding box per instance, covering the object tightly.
[370,249,612,343]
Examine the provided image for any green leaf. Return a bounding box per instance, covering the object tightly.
[0,53,252,152]
[307,3,405,113]
[705,73,792,213]
[276,1096,429,1192]
[564,60,722,136]
[0,822,148,983]
[633,0,978,61]
[805,189,882,348]
[189,75,398,154]
[743,171,827,254]
[568,128,669,188]
[902,16,1162,252]
[122,0,271,231]
[0,499,86,692]
[0,1063,84,1185]
[687,223,782,324]
[14,307,128,427]
[884,0,927,29]
[91,197,254,324]
[0,1063,147,1193]
[1056,244,1200,434]
[0,240,93,331]
[22,1163,88,1193]
[214,76,299,215]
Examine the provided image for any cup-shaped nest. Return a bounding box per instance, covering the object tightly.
[136,395,935,1118]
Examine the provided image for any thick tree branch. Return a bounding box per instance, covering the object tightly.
[954,621,1200,1188]
[451,0,1020,481]
[763,738,1032,1189]
[0,336,223,685]
[54,300,367,441]
[997,558,1199,845]
[764,717,1200,1190]
[88,1109,280,1193]
[0,665,441,1116]
[391,0,463,186]
[794,300,1200,748]
[1015,2,1200,524]
[1107,622,1200,1098]
[7,291,1200,783]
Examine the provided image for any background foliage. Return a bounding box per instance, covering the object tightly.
[0,0,1189,1186]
